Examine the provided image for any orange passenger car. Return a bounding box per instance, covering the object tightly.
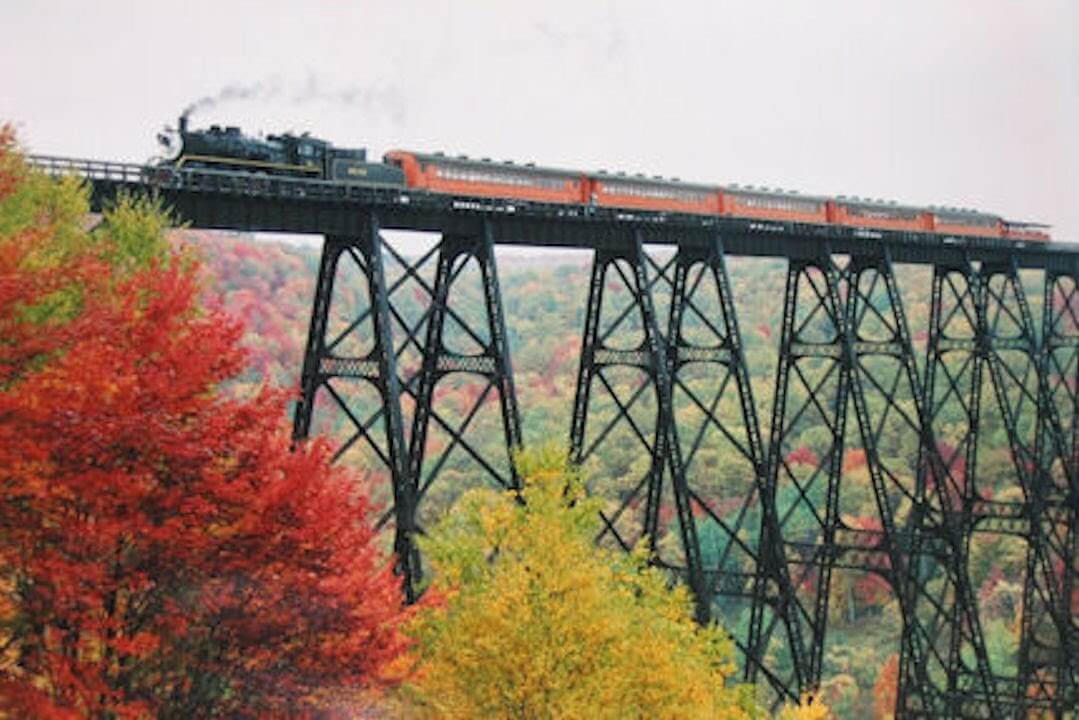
[384,150,586,205]
[384,149,1048,243]
[588,173,719,215]
[830,198,933,233]
[720,188,829,224]
[932,209,1003,238]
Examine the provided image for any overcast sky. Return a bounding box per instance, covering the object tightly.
[3,1,1077,240]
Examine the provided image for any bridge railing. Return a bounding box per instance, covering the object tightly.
[28,155,148,184]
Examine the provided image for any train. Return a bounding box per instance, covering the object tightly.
[157,118,1050,242]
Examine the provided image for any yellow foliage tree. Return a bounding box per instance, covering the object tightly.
[401,444,760,719]
[777,692,831,720]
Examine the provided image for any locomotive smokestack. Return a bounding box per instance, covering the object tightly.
[179,115,188,134]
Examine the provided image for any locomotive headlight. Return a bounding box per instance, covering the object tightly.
[157,127,183,161]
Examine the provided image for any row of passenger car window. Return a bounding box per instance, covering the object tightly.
[844,205,922,220]
[935,213,998,227]
[597,180,713,203]
[731,194,824,214]
[433,164,570,190]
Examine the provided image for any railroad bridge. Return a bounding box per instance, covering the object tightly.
[30,156,1078,718]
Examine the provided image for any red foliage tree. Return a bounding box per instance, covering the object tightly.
[924,440,971,512]
[786,445,819,468]
[873,652,899,719]
[846,516,892,606]
[0,143,410,717]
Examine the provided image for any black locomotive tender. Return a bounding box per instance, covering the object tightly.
[158,116,404,186]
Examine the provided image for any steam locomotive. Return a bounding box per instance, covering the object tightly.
[156,118,1050,242]
[157,116,405,186]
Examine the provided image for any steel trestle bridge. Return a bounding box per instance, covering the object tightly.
[30,155,1078,718]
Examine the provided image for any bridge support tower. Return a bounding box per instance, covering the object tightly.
[293,215,522,602]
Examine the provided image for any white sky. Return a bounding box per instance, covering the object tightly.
[3,1,1077,240]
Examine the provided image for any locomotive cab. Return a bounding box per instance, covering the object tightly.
[264,133,327,175]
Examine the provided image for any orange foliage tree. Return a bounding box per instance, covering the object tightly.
[0,131,410,717]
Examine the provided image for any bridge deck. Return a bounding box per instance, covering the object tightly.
[28,154,1079,271]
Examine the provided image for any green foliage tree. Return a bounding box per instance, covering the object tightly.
[92,193,174,272]
[0,132,87,254]
[0,132,174,327]
[402,444,759,719]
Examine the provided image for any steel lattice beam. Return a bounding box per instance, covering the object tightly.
[757,253,852,700]
[760,251,1002,717]
[844,255,996,719]
[918,261,1078,717]
[1039,271,1079,716]
[976,261,1070,715]
[568,233,708,617]
[666,236,801,700]
[292,218,417,597]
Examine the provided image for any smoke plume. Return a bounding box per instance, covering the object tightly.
[180,74,405,125]
[181,79,282,121]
